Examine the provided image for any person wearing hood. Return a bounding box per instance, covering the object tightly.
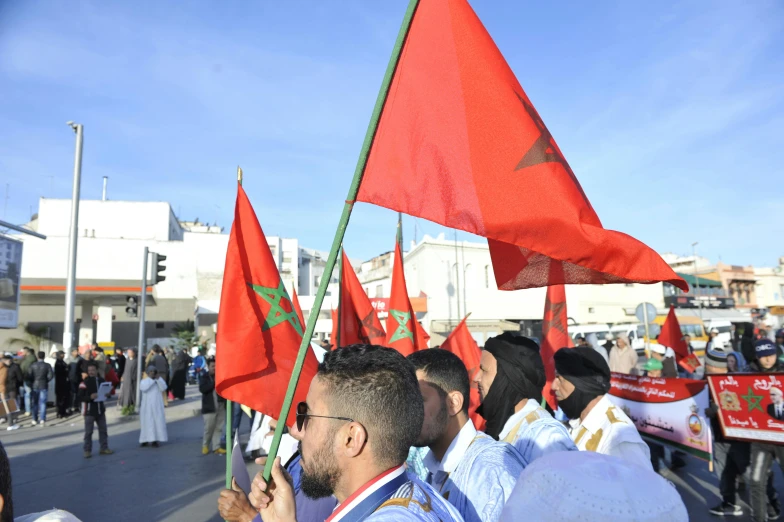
[472,333,575,466]
[408,348,525,522]
[649,344,678,378]
[169,348,192,401]
[747,339,784,522]
[552,347,651,469]
[139,365,168,448]
[585,333,609,366]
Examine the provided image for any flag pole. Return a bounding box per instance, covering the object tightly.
[262,0,421,482]
[226,166,243,493]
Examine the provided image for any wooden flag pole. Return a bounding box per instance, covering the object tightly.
[262,0,421,482]
[226,166,243,493]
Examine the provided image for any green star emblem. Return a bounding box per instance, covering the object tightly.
[740,386,764,413]
[248,281,303,336]
[388,309,413,344]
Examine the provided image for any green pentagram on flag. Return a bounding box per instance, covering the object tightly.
[389,309,413,344]
[248,281,303,336]
[741,386,764,413]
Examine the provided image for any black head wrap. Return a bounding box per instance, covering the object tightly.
[553,347,611,419]
[476,333,545,440]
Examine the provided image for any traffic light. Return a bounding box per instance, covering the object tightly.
[151,252,167,285]
[126,296,138,317]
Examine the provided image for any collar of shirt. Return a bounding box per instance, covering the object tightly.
[498,398,540,440]
[423,419,477,475]
[327,465,406,522]
[569,395,610,436]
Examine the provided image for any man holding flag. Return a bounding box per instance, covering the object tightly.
[472,333,575,466]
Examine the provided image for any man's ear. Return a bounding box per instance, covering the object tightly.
[342,422,368,458]
[0,493,5,519]
[447,390,465,417]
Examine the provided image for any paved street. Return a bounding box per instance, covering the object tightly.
[3,384,783,521]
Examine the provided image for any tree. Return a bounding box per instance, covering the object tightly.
[171,320,199,351]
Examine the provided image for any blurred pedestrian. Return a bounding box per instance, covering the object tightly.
[114,348,126,380]
[79,362,113,458]
[139,366,168,448]
[54,351,70,418]
[199,358,226,455]
[119,348,139,415]
[27,351,53,427]
[642,358,663,377]
[603,333,615,357]
[20,347,36,417]
[649,344,678,378]
[152,346,169,407]
[609,334,638,375]
[2,354,22,430]
[68,349,84,414]
[93,346,107,379]
[170,348,192,401]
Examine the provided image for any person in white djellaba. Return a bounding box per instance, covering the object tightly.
[139,365,168,448]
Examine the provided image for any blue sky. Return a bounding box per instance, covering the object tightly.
[1,0,782,267]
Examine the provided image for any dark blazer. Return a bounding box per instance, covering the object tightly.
[768,403,784,420]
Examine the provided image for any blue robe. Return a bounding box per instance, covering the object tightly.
[499,399,576,466]
[432,432,524,522]
[367,477,465,521]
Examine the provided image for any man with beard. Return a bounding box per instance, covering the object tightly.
[472,333,575,465]
[552,347,651,469]
[248,344,463,521]
[407,349,524,522]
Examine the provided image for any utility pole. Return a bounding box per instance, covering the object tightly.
[135,247,149,409]
[692,242,703,322]
[454,230,461,320]
[63,122,83,352]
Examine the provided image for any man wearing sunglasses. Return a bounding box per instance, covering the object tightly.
[250,344,464,521]
[407,349,524,522]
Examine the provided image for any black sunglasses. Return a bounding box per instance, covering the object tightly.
[296,401,354,432]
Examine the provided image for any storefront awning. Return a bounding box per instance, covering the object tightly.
[675,273,723,288]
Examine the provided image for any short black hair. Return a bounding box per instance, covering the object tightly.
[37,351,45,360]
[318,344,423,468]
[87,361,98,369]
[0,441,13,521]
[408,349,470,414]
[2,355,11,361]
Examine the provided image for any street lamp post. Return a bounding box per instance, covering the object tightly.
[63,122,83,352]
[692,241,703,322]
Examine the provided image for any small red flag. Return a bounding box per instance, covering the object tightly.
[216,184,318,427]
[330,309,338,348]
[540,280,573,409]
[440,316,485,431]
[659,305,690,361]
[356,0,687,292]
[340,250,387,345]
[385,242,420,357]
[415,319,431,349]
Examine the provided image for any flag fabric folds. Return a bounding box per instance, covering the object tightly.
[339,250,387,346]
[658,305,700,372]
[385,242,421,357]
[355,0,687,292]
[540,281,573,409]
[216,184,318,427]
[440,316,485,431]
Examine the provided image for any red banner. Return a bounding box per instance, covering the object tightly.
[707,373,784,444]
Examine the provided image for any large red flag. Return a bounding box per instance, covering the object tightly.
[385,242,420,356]
[291,286,305,327]
[440,316,485,431]
[340,250,387,345]
[540,282,573,409]
[356,0,687,292]
[216,184,318,427]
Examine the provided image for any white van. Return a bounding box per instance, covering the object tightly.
[707,320,733,346]
[568,324,611,345]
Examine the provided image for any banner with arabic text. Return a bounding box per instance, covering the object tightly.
[608,373,712,461]
[707,373,784,444]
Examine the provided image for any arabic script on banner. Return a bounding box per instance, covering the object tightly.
[707,373,784,444]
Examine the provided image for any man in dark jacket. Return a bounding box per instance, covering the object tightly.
[170,349,192,401]
[79,362,113,458]
[2,355,23,430]
[68,349,84,413]
[649,344,679,378]
[54,351,70,418]
[27,351,53,426]
[114,348,126,380]
[747,340,784,522]
[19,347,36,416]
[199,359,226,455]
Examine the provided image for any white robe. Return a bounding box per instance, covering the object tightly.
[139,377,168,443]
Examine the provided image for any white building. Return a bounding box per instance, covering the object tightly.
[0,197,337,352]
[358,234,666,346]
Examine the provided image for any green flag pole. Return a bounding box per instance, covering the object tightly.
[262,0,421,483]
[226,166,243,493]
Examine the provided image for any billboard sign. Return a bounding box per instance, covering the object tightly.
[0,237,22,329]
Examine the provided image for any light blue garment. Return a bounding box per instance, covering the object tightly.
[367,477,465,521]
[499,399,576,467]
[432,433,525,522]
[406,446,430,481]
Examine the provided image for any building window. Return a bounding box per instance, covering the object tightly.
[588,307,595,313]
[314,276,320,287]
[464,264,474,289]
[375,285,383,298]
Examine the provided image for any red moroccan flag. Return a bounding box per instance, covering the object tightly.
[355,0,687,292]
[341,250,387,345]
[330,309,338,349]
[540,281,573,409]
[291,286,305,328]
[440,316,485,431]
[216,184,318,427]
[385,242,420,357]
[659,305,698,372]
[415,320,430,349]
